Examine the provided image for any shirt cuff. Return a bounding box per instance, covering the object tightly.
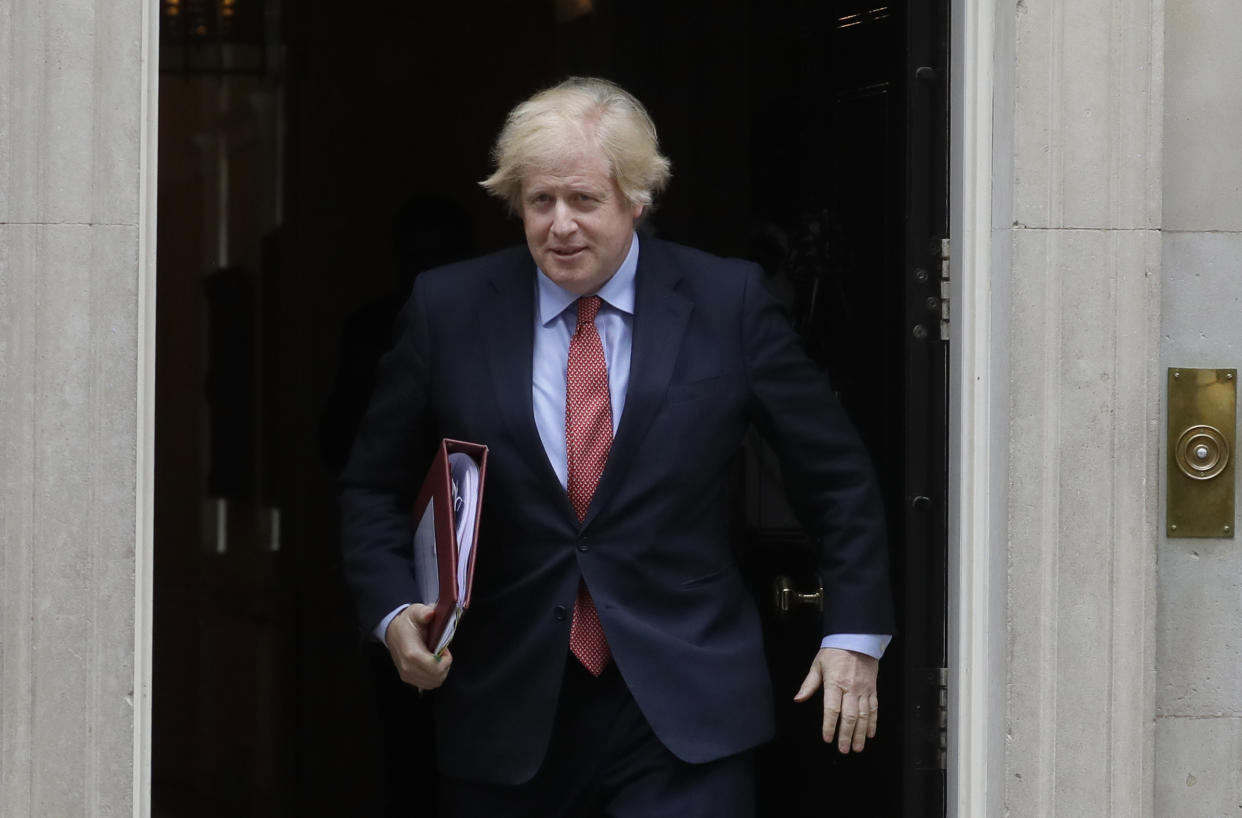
[374,604,411,647]
[819,633,892,659]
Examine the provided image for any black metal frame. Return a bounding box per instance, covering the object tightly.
[901,0,951,812]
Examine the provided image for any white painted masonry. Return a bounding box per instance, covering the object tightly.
[948,0,1006,812]
[0,0,157,816]
[950,0,1166,815]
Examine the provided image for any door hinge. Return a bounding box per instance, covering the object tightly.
[939,238,951,341]
[913,666,949,771]
[936,666,948,770]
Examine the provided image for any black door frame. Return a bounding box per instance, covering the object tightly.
[901,0,951,812]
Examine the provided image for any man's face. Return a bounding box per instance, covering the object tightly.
[520,146,643,296]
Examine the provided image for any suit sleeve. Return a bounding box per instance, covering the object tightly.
[339,275,438,636]
[739,265,896,637]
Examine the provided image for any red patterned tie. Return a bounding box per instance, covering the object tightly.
[566,296,613,676]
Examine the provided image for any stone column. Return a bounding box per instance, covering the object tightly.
[998,0,1162,814]
[0,0,155,815]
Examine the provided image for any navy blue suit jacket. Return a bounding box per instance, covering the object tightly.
[340,236,893,785]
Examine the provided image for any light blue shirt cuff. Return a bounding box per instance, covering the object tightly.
[819,633,892,659]
[374,604,410,647]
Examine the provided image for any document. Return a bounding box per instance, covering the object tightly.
[410,439,488,656]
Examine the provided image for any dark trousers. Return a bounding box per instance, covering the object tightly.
[438,659,756,818]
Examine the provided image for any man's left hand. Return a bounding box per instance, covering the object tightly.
[794,647,880,753]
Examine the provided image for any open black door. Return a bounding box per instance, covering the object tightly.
[153,1,948,815]
[725,2,950,816]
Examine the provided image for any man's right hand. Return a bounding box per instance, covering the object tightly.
[385,603,453,690]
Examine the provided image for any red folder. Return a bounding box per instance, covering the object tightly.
[411,438,488,655]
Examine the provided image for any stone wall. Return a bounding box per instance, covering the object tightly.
[1156,1,1242,813]
[0,1,154,815]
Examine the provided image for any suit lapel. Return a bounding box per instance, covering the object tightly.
[582,241,692,529]
[482,256,579,524]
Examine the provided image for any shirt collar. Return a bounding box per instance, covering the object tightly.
[536,233,639,326]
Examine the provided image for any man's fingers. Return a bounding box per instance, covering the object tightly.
[387,605,453,690]
[837,692,880,752]
[821,682,843,743]
[850,696,870,752]
[796,648,881,751]
[836,691,859,753]
[396,647,451,689]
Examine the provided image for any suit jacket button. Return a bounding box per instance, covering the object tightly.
[577,540,590,552]
[553,605,567,621]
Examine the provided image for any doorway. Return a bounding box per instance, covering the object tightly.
[152,1,948,815]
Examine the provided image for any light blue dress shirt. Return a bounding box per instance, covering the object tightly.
[531,234,638,487]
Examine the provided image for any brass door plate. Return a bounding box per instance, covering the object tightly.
[1168,368,1236,538]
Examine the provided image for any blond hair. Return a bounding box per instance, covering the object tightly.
[480,77,671,213]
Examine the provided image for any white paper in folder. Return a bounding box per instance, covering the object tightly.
[430,452,480,653]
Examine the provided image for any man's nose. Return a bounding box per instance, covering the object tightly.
[550,201,576,235]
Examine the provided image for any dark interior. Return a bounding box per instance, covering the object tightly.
[153,1,947,815]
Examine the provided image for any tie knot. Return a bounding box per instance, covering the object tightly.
[576,296,602,327]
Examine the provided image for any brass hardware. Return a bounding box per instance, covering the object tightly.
[772,574,824,616]
[1174,425,1229,480]
[1168,368,1236,538]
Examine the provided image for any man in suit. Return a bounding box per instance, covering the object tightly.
[341,77,894,818]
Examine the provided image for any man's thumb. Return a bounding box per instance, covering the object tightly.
[794,662,823,702]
